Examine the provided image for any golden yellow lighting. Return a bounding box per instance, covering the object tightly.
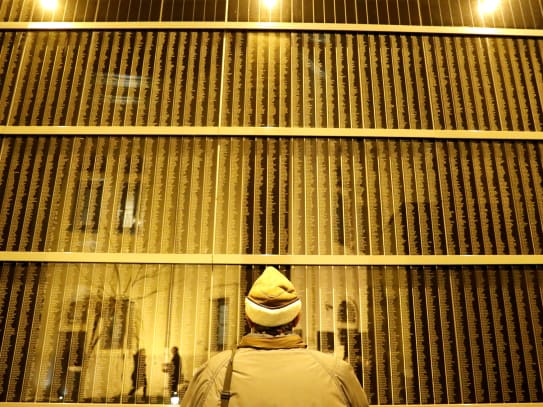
[41,0,58,11]
[478,0,500,15]
[263,0,277,9]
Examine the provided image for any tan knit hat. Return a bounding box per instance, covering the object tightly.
[245,266,302,327]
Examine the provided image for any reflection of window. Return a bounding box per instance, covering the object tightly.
[213,298,228,351]
[77,177,104,232]
[338,300,357,323]
[117,180,140,232]
[100,297,130,349]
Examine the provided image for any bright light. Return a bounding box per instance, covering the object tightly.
[41,0,58,11]
[478,0,500,15]
[263,0,277,9]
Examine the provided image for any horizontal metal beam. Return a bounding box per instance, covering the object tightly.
[1,21,543,37]
[3,126,543,140]
[1,251,542,266]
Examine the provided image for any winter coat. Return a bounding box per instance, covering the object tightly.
[180,333,369,407]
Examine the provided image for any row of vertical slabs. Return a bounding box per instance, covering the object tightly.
[1,135,542,255]
[1,30,543,130]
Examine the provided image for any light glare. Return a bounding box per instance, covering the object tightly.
[41,0,58,11]
[263,0,277,9]
[478,0,500,15]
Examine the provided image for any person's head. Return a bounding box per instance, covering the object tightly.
[245,266,302,335]
[171,346,178,354]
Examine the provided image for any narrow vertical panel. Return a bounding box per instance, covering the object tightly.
[278,32,291,127]
[423,267,446,403]
[326,139,344,254]
[445,141,471,253]
[109,32,136,126]
[54,32,89,125]
[498,267,529,400]
[452,37,477,129]
[91,32,120,126]
[277,139,290,254]
[169,32,190,126]
[290,139,306,253]
[411,140,433,254]
[323,33,339,128]
[422,141,447,254]
[77,137,109,252]
[526,39,543,131]
[264,138,279,253]
[253,32,268,127]
[159,137,182,252]
[504,38,535,130]
[144,137,170,252]
[380,140,399,255]
[0,138,15,246]
[410,35,432,129]
[490,142,519,253]
[240,32,256,126]
[73,32,99,125]
[119,137,144,253]
[484,267,514,401]
[388,140,409,254]
[18,266,49,402]
[385,266,407,403]
[333,33,349,128]
[456,141,483,253]
[219,31,236,127]
[203,32,223,126]
[369,266,391,403]
[512,266,542,400]
[316,139,332,254]
[33,32,63,125]
[502,142,531,254]
[0,32,19,124]
[92,137,120,253]
[247,138,263,253]
[437,268,461,402]
[433,141,457,254]
[378,35,395,128]
[266,32,280,127]
[364,140,383,254]
[351,139,370,254]
[399,140,420,254]
[7,32,39,125]
[456,267,486,402]
[303,138,319,254]
[405,267,425,403]
[197,138,216,253]
[355,34,374,128]
[4,138,37,250]
[339,140,358,254]
[344,34,362,127]
[420,36,444,129]
[514,142,543,252]
[18,137,52,251]
[368,35,385,127]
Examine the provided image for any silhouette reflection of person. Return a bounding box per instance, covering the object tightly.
[164,346,182,396]
[128,349,147,400]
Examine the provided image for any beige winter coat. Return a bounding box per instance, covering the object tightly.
[180,334,369,407]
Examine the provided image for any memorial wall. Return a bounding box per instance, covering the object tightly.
[1,0,543,405]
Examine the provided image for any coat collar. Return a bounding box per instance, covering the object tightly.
[238,333,307,350]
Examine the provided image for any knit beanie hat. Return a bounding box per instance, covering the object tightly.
[245,266,302,327]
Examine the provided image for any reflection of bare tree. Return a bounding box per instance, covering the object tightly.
[87,265,157,353]
[57,265,158,402]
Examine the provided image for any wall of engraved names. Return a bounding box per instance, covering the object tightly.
[1,30,543,130]
[1,136,543,255]
[1,262,542,404]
